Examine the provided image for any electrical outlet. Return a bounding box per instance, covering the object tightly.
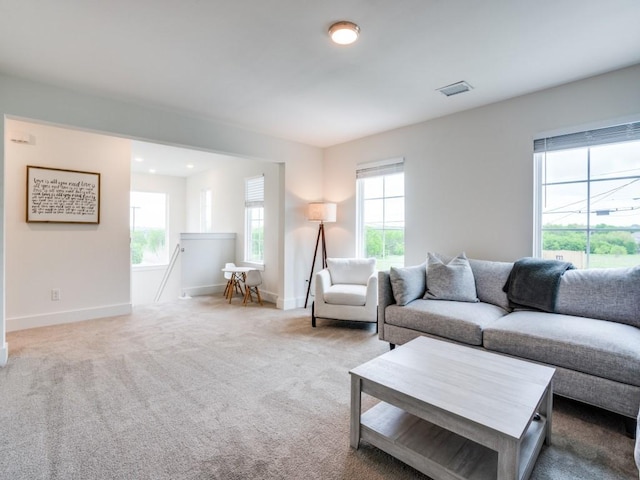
[51,288,61,301]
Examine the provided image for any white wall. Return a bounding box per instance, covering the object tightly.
[323,65,640,266]
[185,158,282,300]
[7,63,636,363]
[0,72,324,365]
[5,120,132,331]
[131,172,186,305]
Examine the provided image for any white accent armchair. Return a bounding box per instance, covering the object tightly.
[312,258,378,329]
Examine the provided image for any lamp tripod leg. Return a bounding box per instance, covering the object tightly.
[320,222,327,269]
[304,223,323,308]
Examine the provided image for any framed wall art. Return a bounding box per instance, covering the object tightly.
[26,166,101,224]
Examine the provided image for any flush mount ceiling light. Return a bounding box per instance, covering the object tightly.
[328,21,360,45]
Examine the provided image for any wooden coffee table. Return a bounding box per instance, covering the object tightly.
[350,336,555,480]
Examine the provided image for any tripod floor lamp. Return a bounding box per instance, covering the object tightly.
[304,202,337,308]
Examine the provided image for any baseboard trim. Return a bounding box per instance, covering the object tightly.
[195,288,279,307]
[259,290,277,305]
[277,296,308,310]
[182,284,225,297]
[6,303,133,332]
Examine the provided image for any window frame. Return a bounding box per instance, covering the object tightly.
[244,175,265,265]
[129,190,169,268]
[355,158,405,269]
[533,121,640,268]
[199,188,212,233]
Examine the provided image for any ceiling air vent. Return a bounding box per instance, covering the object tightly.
[437,81,473,97]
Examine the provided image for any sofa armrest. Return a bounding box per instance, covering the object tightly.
[314,268,332,305]
[377,270,396,337]
[365,272,378,307]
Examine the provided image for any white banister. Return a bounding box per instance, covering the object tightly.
[154,243,182,303]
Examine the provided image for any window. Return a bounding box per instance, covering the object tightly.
[356,158,405,270]
[245,175,264,264]
[200,188,212,232]
[534,122,640,268]
[130,191,168,266]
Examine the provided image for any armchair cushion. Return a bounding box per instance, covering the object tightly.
[324,284,368,306]
[327,258,376,285]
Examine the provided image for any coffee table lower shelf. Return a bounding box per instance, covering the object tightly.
[360,402,547,480]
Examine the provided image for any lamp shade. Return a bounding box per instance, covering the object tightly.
[307,202,337,223]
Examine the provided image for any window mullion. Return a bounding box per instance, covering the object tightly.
[586,148,591,268]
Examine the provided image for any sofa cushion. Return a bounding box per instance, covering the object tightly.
[468,259,513,310]
[424,252,478,303]
[390,263,426,306]
[555,266,640,328]
[323,284,367,306]
[327,258,375,285]
[385,299,508,346]
[483,311,640,387]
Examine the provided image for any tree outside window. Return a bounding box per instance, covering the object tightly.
[356,160,405,270]
[130,191,168,266]
[535,125,640,268]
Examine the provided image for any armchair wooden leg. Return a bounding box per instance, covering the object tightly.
[311,301,316,328]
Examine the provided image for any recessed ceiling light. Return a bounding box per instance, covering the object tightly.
[135,157,144,162]
[437,81,473,97]
[329,21,360,45]
[149,168,156,174]
[186,164,194,169]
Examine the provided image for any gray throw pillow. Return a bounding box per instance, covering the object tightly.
[424,252,478,302]
[389,263,426,306]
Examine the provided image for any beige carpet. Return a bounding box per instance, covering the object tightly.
[0,295,637,479]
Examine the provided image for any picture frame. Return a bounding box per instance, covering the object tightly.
[26,166,101,224]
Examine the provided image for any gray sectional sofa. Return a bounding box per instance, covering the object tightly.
[377,254,640,429]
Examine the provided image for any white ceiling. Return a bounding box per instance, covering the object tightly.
[1,1,639,148]
[130,140,240,177]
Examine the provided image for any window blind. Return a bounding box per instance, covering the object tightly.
[356,158,404,179]
[245,175,264,207]
[534,121,640,153]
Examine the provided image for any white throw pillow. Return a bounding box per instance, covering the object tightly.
[424,252,478,303]
[327,258,376,285]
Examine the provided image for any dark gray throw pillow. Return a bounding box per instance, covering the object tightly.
[389,263,426,306]
[424,252,478,302]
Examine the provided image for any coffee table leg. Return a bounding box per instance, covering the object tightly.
[350,375,361,449]
[497,439,519,480]
[540,381,553,446]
